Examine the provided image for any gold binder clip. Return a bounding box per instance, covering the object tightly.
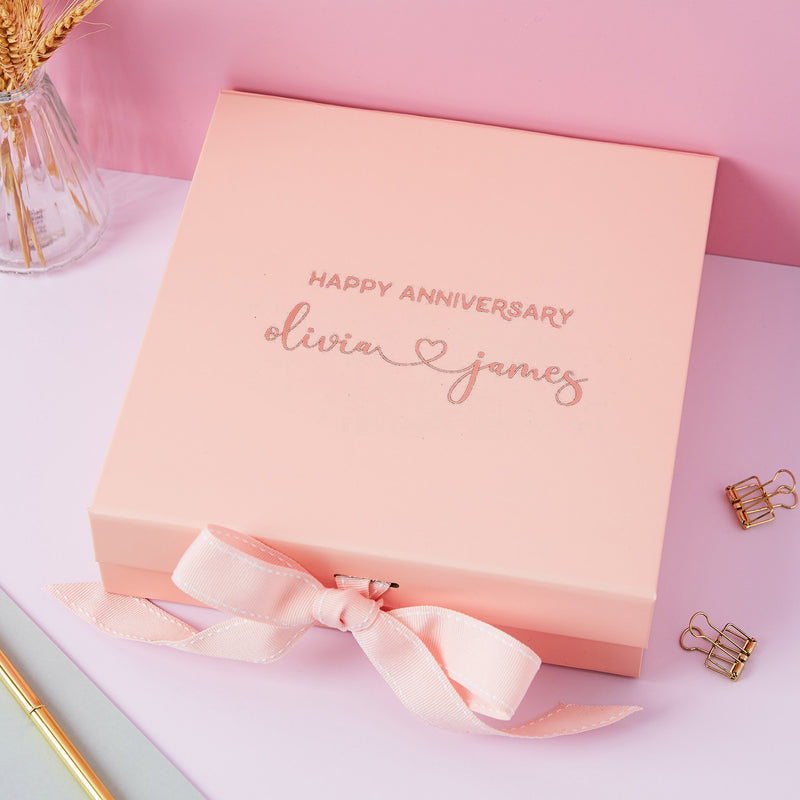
[679,612,757,681]
[726,468,798,529]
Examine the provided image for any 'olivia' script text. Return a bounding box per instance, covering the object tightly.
[264,302,586,406]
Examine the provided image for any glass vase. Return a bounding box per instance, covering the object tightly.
[0,69,108,274]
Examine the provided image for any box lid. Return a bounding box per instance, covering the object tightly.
[91,91,717,653]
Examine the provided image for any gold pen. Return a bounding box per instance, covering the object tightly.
[0,645,115,800]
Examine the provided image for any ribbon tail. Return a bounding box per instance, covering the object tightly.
[355,611,640,737]
[46,583,200,642]
[46,583,310,664]
[502,702,642,738]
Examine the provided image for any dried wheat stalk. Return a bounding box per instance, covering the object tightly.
[0,0,104,91]
[0,1,104,268]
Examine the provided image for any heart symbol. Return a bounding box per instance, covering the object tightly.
[415,338,447,363]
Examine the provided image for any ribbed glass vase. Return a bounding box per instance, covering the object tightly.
[0,69,108,273]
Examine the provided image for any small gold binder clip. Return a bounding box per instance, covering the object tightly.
[679,612,757,681]
[726,468,798,529]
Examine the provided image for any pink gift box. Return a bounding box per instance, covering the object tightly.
[90,91,717,676]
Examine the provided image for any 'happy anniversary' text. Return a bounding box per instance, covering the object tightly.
[308,271,574,328]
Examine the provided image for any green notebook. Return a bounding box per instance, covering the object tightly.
[0,588,205,800]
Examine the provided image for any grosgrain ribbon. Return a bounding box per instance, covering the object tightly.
[48,525,639,737]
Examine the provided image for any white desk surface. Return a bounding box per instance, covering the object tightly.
[1,169,798,799]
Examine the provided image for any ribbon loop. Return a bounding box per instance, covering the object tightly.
[173,527,322,628]
[47,525,641,738]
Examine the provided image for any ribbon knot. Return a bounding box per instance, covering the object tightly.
[47,525,640,738]
[313,587,383,632]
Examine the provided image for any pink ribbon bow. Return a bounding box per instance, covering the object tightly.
[48,525,639,737]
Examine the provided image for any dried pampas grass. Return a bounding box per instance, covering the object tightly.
[0,0,104,92]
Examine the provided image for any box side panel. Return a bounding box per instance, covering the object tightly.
[505,626,642,677]
[91,510,654,649]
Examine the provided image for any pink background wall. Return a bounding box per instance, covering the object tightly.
[51,0,800,266]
